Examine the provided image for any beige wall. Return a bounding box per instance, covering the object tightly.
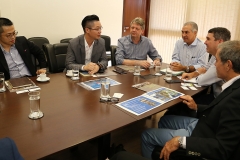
[0,0,123,45]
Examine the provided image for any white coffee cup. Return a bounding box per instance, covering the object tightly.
[67,70,73,76]
[39,73,47,81]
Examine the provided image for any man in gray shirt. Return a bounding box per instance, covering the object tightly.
[115,17,162,68]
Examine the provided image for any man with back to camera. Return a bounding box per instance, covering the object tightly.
[65,14,108,75]
[171,21,208,73]
[115,17,162,68]
[181,27,231,101]
[0,18,47,80]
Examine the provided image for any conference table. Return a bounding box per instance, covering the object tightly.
[0,65,207,160]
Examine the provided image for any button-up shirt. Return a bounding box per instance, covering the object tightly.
[115,35,162,65]
[81,37,94,70]
[172,38,208,69]
[0,44,31,78]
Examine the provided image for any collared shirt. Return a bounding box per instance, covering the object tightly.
[222,75,240,92]
[81,37,94,70]
[204,56,216,70]
[172,38,208,69]
[0,44,31,78]
[115,35,162,65]
[197,56,223,97]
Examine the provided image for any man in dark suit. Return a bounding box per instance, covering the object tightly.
[65,14,108,75]
[0,18,47,80]
[140,40,240,160]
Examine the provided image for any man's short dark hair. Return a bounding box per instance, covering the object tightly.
[208,27,231,42]
[81,15,99,33]
[0,18,13,34]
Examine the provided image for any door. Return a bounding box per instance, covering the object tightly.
[122,0,151,37]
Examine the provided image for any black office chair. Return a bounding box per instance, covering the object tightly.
[100,35,117,66]
[60,38,72,43]
[28,37,49,70]
[111,45,117,66]
[42,43,68,73]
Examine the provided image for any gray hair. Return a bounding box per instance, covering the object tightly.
[218,40,240,73]
[130,17,145,30]
[183,21,198,32]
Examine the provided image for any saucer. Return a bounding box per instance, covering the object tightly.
[133,73,141,76]
[66,73,72,77]
[37,77,50,82]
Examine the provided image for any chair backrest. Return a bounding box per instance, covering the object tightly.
[43,43,68,73]
[111,45,117,66]
[28,37,50,69]
[60,38,72,43]
[100,35,111,51]
[28,37,50,48]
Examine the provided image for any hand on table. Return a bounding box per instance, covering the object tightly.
[36,68,46,75]
[138,60,151,68]
[170,62,184,71]
[153,59,161,66]
[181,72,195,80]
[88,65,100,75]
[84,62,97,71]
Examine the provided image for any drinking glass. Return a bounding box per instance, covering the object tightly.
[0,72,6,92]
[155,64,161,76]
[28,91,44,119]
[100,78,111,100]
[71,67,79,80]
[165,66,172,81]
[133,65,141,75]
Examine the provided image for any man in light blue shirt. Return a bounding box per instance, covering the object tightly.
[115,17,162,68]
[171,21,208,73]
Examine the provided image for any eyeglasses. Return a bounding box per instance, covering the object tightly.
[4,31,18,39]
[88,27,103,31]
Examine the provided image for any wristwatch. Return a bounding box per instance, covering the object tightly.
[178,137,183,148]
[185,66,190,73]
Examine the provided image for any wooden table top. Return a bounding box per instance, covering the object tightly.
[0,65,207,159]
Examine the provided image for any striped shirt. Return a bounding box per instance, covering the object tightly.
[0,44,31,78]
[115,35,162,65]
[171,38,208,69]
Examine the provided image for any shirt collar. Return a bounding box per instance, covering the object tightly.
[183,37,198,46]
[222,75,240,92]
[0,44,16,53]
[84,36,94,48]
[129,35,142,44]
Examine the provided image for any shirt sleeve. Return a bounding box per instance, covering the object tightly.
[197,64,221,86]
[171,41,181,63]
[193,46,208,69]
[115,39,125,65]
[147,39,163,62]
